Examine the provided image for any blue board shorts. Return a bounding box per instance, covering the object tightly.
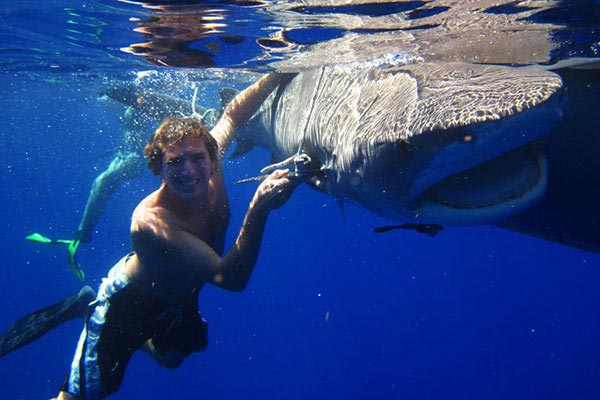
[61,254,208,399]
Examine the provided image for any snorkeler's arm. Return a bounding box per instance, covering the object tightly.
[210,72,293,157]
[132,170,297,292]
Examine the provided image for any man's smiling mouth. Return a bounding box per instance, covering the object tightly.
[176,177,201,189]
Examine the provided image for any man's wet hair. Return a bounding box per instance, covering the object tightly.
[144,117,219,175]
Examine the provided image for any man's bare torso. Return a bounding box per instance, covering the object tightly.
[125,170,230,303]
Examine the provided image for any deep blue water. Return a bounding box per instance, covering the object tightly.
[1,1,600,399]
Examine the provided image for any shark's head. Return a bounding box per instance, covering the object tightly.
[314,63,565,226]
[236,62,564,226]
[353,105,560,226]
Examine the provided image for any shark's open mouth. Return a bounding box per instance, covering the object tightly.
[421,144,547,218]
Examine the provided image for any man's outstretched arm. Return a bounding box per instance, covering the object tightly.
[131,169,298,292]
[210,72,294,156]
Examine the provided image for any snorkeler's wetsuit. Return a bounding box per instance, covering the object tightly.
[61,253,208,399]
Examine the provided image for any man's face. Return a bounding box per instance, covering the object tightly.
[161,136,216,202]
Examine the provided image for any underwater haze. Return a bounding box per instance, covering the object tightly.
[1,1,600,399]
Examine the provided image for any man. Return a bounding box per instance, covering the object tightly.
[75,85,228,244]
[26,83,231,281]
[5,73,296,400]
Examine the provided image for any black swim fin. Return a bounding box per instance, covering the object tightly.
[0,286,96,358]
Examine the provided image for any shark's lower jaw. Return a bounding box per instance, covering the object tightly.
[415,144,548,225]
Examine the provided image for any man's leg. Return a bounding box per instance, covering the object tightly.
[59,262,144,400]
[76,151,144,241]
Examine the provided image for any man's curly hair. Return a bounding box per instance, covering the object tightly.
[144,117,219,175]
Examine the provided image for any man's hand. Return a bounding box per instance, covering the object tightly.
[251,169,300,212]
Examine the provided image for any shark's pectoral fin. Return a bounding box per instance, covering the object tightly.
[336,199,347,222]
[219,87,239,115]
[230,137,257,159]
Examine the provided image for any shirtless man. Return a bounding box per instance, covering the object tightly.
[54,73,298,399]
[75,85,226,244]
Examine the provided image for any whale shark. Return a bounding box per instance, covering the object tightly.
[236,60,564,226]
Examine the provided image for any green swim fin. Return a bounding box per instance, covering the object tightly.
[25,233,53,244]
[0,286,96,359]
[66,240,85,282]
[25,233,86,281]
